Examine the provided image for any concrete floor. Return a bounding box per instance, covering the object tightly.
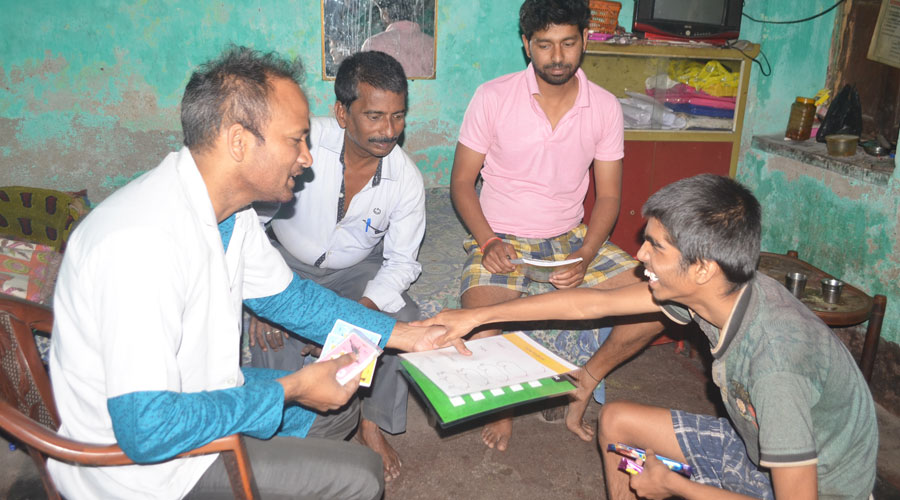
[3,341,899,499]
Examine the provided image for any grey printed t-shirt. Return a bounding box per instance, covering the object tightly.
[661,272,877,499]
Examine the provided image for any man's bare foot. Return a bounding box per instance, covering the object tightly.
[565,395,595,441]
[357,418,401,481]
[481,414,513,451]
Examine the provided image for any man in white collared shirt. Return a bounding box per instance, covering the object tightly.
[250,51,424,482]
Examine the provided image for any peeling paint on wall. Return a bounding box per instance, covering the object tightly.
[1,0,526,201]
[736,1,900,345]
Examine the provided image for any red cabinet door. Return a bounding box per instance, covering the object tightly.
[651,141,732,191]
[610,141,654,256]
[585,140,732,258]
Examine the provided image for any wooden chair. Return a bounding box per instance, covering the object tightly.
[0,296,259,499]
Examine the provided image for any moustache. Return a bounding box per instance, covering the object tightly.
[543,63,572,71]
[368,136,399,144]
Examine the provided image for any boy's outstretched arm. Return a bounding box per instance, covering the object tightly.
[416,281,658,344]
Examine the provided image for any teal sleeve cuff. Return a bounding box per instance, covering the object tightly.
[107,376,284,463]
[245,274,396,348]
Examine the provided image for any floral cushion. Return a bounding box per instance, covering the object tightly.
[0,237,63,305]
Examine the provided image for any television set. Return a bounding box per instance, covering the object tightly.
[632,0,743,42]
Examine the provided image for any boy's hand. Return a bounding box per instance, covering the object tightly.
[630,450,676,499]
[411,308,479,350]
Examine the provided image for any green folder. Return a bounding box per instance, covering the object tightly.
[400,359,576,428]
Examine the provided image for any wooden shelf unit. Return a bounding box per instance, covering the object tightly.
[581,41,760,256]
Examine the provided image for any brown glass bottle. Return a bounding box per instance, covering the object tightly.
[784,97,816,141]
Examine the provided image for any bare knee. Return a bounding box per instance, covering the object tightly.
[597,400,632,442]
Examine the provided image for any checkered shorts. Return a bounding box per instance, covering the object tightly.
[671,410,774,499]
[459,224,637,296]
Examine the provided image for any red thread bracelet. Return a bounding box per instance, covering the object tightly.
[481,236,502,252]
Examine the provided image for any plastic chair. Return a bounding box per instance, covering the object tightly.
[0,295,259,499]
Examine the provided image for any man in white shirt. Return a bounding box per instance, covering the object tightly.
[249,51,424,482]
[47,45,453,499]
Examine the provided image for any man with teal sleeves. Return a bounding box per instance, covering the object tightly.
[47,46,455,500]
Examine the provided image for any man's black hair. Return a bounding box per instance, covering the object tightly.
[642,174,761,292]
[375,0,415,22]
[181,45,304,151]
[334,51,408,109]
[519,0,591,40]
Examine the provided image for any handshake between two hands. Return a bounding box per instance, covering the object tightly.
[272,310,477,412]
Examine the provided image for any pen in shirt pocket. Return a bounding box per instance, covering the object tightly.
[363,218,388,234]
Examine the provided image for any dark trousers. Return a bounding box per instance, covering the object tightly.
[186,398,383,499]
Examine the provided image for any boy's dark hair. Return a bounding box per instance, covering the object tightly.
[375,0,415,22]
[181,45,304,151]
[334,51,408,109]
[519,0,591,40]
[642,174,761,292]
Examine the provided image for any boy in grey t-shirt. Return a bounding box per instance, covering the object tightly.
[422,174,877,499]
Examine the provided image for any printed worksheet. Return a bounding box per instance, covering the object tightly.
[399,332,576,397]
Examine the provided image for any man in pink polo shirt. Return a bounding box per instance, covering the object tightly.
[449,0,664,451]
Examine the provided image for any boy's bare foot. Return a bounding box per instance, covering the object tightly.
[481,413,513,451]
[357,418,402,481]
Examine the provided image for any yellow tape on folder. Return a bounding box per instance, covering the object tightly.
[503,333,572,374]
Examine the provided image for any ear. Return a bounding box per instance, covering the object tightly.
[334,101,349,129]
[581,28,588,52]
[693,258,719,285]
[226,122,248,162]
[522,34,531,59]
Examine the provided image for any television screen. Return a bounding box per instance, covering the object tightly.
[633,0,742,41]
[653,0,725,25]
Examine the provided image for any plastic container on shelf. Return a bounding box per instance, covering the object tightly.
[784,96,816,141]
[825,134,859,156]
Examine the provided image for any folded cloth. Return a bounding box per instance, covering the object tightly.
[619,92,687,130]
[645,82,736,110]
[664,102,735,119]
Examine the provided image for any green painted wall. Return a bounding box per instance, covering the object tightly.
[735,1,900,345]
[0,0,527,196]
[2,0,897,345]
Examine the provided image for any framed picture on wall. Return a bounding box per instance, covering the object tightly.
[321,0,437,80]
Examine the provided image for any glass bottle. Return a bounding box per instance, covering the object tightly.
[784,97,816,141]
